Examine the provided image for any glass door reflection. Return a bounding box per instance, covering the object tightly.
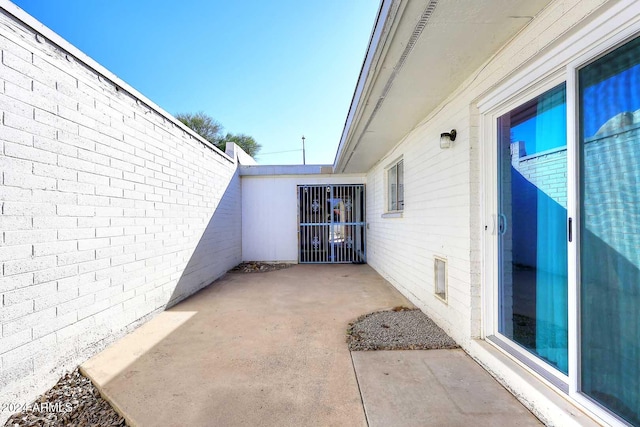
[497,83,569,374]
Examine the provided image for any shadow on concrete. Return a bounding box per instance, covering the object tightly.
[82,264,410,427]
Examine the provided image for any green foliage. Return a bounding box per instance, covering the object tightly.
[218,133,262,158]
[175,111,222,146]
[175,111,261,158]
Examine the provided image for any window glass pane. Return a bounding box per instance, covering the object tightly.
[397,160,404,210]
[388,164,397,211]
[497,83,568,374]
[579,36,640,425]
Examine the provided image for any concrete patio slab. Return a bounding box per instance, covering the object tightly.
[81,264,413,427]
[352,349,542,427]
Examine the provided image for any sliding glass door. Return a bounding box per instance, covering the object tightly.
[490,34,640,425]
[578,36,640,426]
[497,84,569,374]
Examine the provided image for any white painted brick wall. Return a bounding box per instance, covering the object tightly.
[365,0,607,348]
[0,6,242,416]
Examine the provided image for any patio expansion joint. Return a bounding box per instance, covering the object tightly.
[349,350,370,427]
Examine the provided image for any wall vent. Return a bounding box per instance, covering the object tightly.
[434,256,447,302]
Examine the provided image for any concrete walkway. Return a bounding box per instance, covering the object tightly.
[353,350,541,426]
[81,264,541,427]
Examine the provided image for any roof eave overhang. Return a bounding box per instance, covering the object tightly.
[333,0,553,174]
[332,0,402,173]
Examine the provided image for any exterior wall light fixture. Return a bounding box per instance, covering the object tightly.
[440,129,457,149]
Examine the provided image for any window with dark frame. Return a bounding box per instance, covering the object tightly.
[387,159,404,211]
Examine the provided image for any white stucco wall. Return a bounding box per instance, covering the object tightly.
[0,4,242,418]
[241,174,365,262]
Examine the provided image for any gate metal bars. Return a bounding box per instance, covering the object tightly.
[298,184,366,263]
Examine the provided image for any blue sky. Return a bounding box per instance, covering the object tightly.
[11,0,379,164]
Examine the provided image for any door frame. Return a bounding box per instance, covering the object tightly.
[478,3,640,424]
[481,72,570,389]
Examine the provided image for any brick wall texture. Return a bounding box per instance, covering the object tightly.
[363,0,607,348]
[0,7,242,408]
[512,145,568,209]
[583,126,640,269]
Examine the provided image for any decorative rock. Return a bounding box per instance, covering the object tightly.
[4,369,127,427]
[229,262,293,274]
[347,308,459,351]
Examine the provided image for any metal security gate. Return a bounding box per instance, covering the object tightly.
[298,184,366,263]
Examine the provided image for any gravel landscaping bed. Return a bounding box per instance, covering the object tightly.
[347,307,459,351]
[229,261,293,273]
[4,369,127,427]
